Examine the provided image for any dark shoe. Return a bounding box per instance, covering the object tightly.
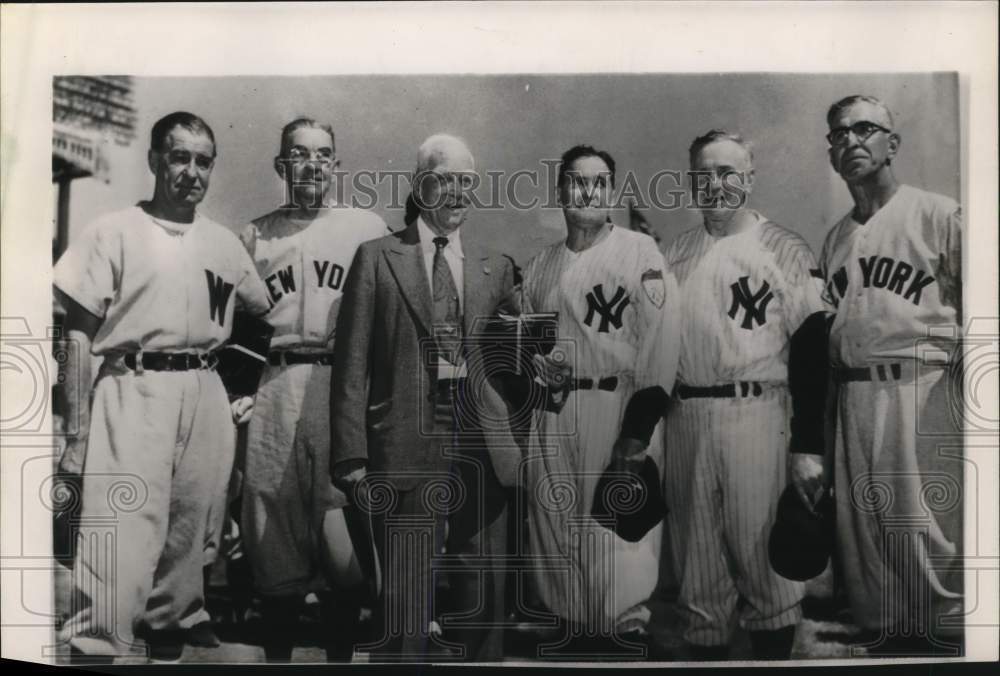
[686,643,729,661]
[145,630,186,662]
[749,625,796,660]
[263,644,293,662]
[187,620,221,648]
[260,596,300,662]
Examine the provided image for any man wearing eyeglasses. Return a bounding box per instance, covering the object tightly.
[237,117,389,662]
[54,112,271,662]
[817,95,964,655]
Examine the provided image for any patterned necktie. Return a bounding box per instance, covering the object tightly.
[432,236,462,365]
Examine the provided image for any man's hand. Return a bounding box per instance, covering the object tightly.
[334,464,368,502]
[789,452,825,511]
[612,436,647,472]
[230,396,255,425]
[532,352,573,389]
[58,437,88,476]
[613,436,647,460]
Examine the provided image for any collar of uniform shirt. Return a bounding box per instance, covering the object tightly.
[416,215,465,260]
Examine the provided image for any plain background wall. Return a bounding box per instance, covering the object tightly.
[58,73,959,266]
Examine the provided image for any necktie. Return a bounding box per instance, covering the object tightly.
[432,236,462,365]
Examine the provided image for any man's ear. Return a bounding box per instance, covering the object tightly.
[147,148,157,175]
[887,132,901,161]
[273,156,286,180]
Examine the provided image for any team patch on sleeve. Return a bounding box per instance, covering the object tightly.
[641,268,665,308]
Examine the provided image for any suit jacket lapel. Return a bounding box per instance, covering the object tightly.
[384,222,433,335]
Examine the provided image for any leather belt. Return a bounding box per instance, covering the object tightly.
[676,381,766,399]
[122,351,218,372]
[268,351,334,366]
[570,376,619,392]
[835,363,903,384]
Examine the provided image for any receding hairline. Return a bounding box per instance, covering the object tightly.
[827,95,896,129]
[416,133,474,172]
[689,132,754,168]
[279,117,336,156]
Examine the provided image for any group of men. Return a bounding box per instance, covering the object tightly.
[53,93,964,663]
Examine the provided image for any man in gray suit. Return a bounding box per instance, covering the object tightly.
[330,134,519,661]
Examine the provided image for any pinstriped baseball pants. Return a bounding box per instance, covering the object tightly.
[663,388,804,646]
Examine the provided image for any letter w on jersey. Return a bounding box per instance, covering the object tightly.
[584,284,630,333]
[727,275,773,330]
[205,269,234,327]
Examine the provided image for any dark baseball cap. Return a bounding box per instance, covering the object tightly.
[768,484,835,581]
[591,456,667,543]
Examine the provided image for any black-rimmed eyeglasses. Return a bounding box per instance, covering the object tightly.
[826,121,892,147]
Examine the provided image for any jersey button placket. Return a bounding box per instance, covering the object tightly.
[851,232,866,359]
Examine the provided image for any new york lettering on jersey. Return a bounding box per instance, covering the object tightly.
[245,208,388,349]
[824,254,936,308]
[819,185,961,365]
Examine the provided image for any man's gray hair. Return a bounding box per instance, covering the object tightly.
[688,129,753,167]
[826,95,896,129]
[415,133,474,173]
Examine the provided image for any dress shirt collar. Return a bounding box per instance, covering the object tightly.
[417,216,465,259]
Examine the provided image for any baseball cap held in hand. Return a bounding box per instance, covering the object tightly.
[768,484,835,581]
[591,456,667,543]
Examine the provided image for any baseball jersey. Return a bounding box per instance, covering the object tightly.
[522,225,679,393]
[240,207,388,350]
[819,185,962,367]
[663,211,826,386]
[53,205,270,355]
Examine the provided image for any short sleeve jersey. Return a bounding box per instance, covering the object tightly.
[240,207,389,350]
[819,185,962,367]
[522,225,680,393]
[53,205,270,355]
[663,212,827,387]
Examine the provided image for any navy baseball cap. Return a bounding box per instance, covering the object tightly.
[591,456,667,543]
[768,484,835,581]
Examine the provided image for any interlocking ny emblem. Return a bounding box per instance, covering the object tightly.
[727,275,774,329]
[584,284,630,333]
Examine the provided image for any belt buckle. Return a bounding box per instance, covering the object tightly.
[198,352,210,370]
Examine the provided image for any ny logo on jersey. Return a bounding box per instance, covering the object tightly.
[205,269,234,327]
[727,276,774,329]
[584,284,630,333]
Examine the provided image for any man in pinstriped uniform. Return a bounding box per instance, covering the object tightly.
[521,144,681,644]
[662,130,828,660]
